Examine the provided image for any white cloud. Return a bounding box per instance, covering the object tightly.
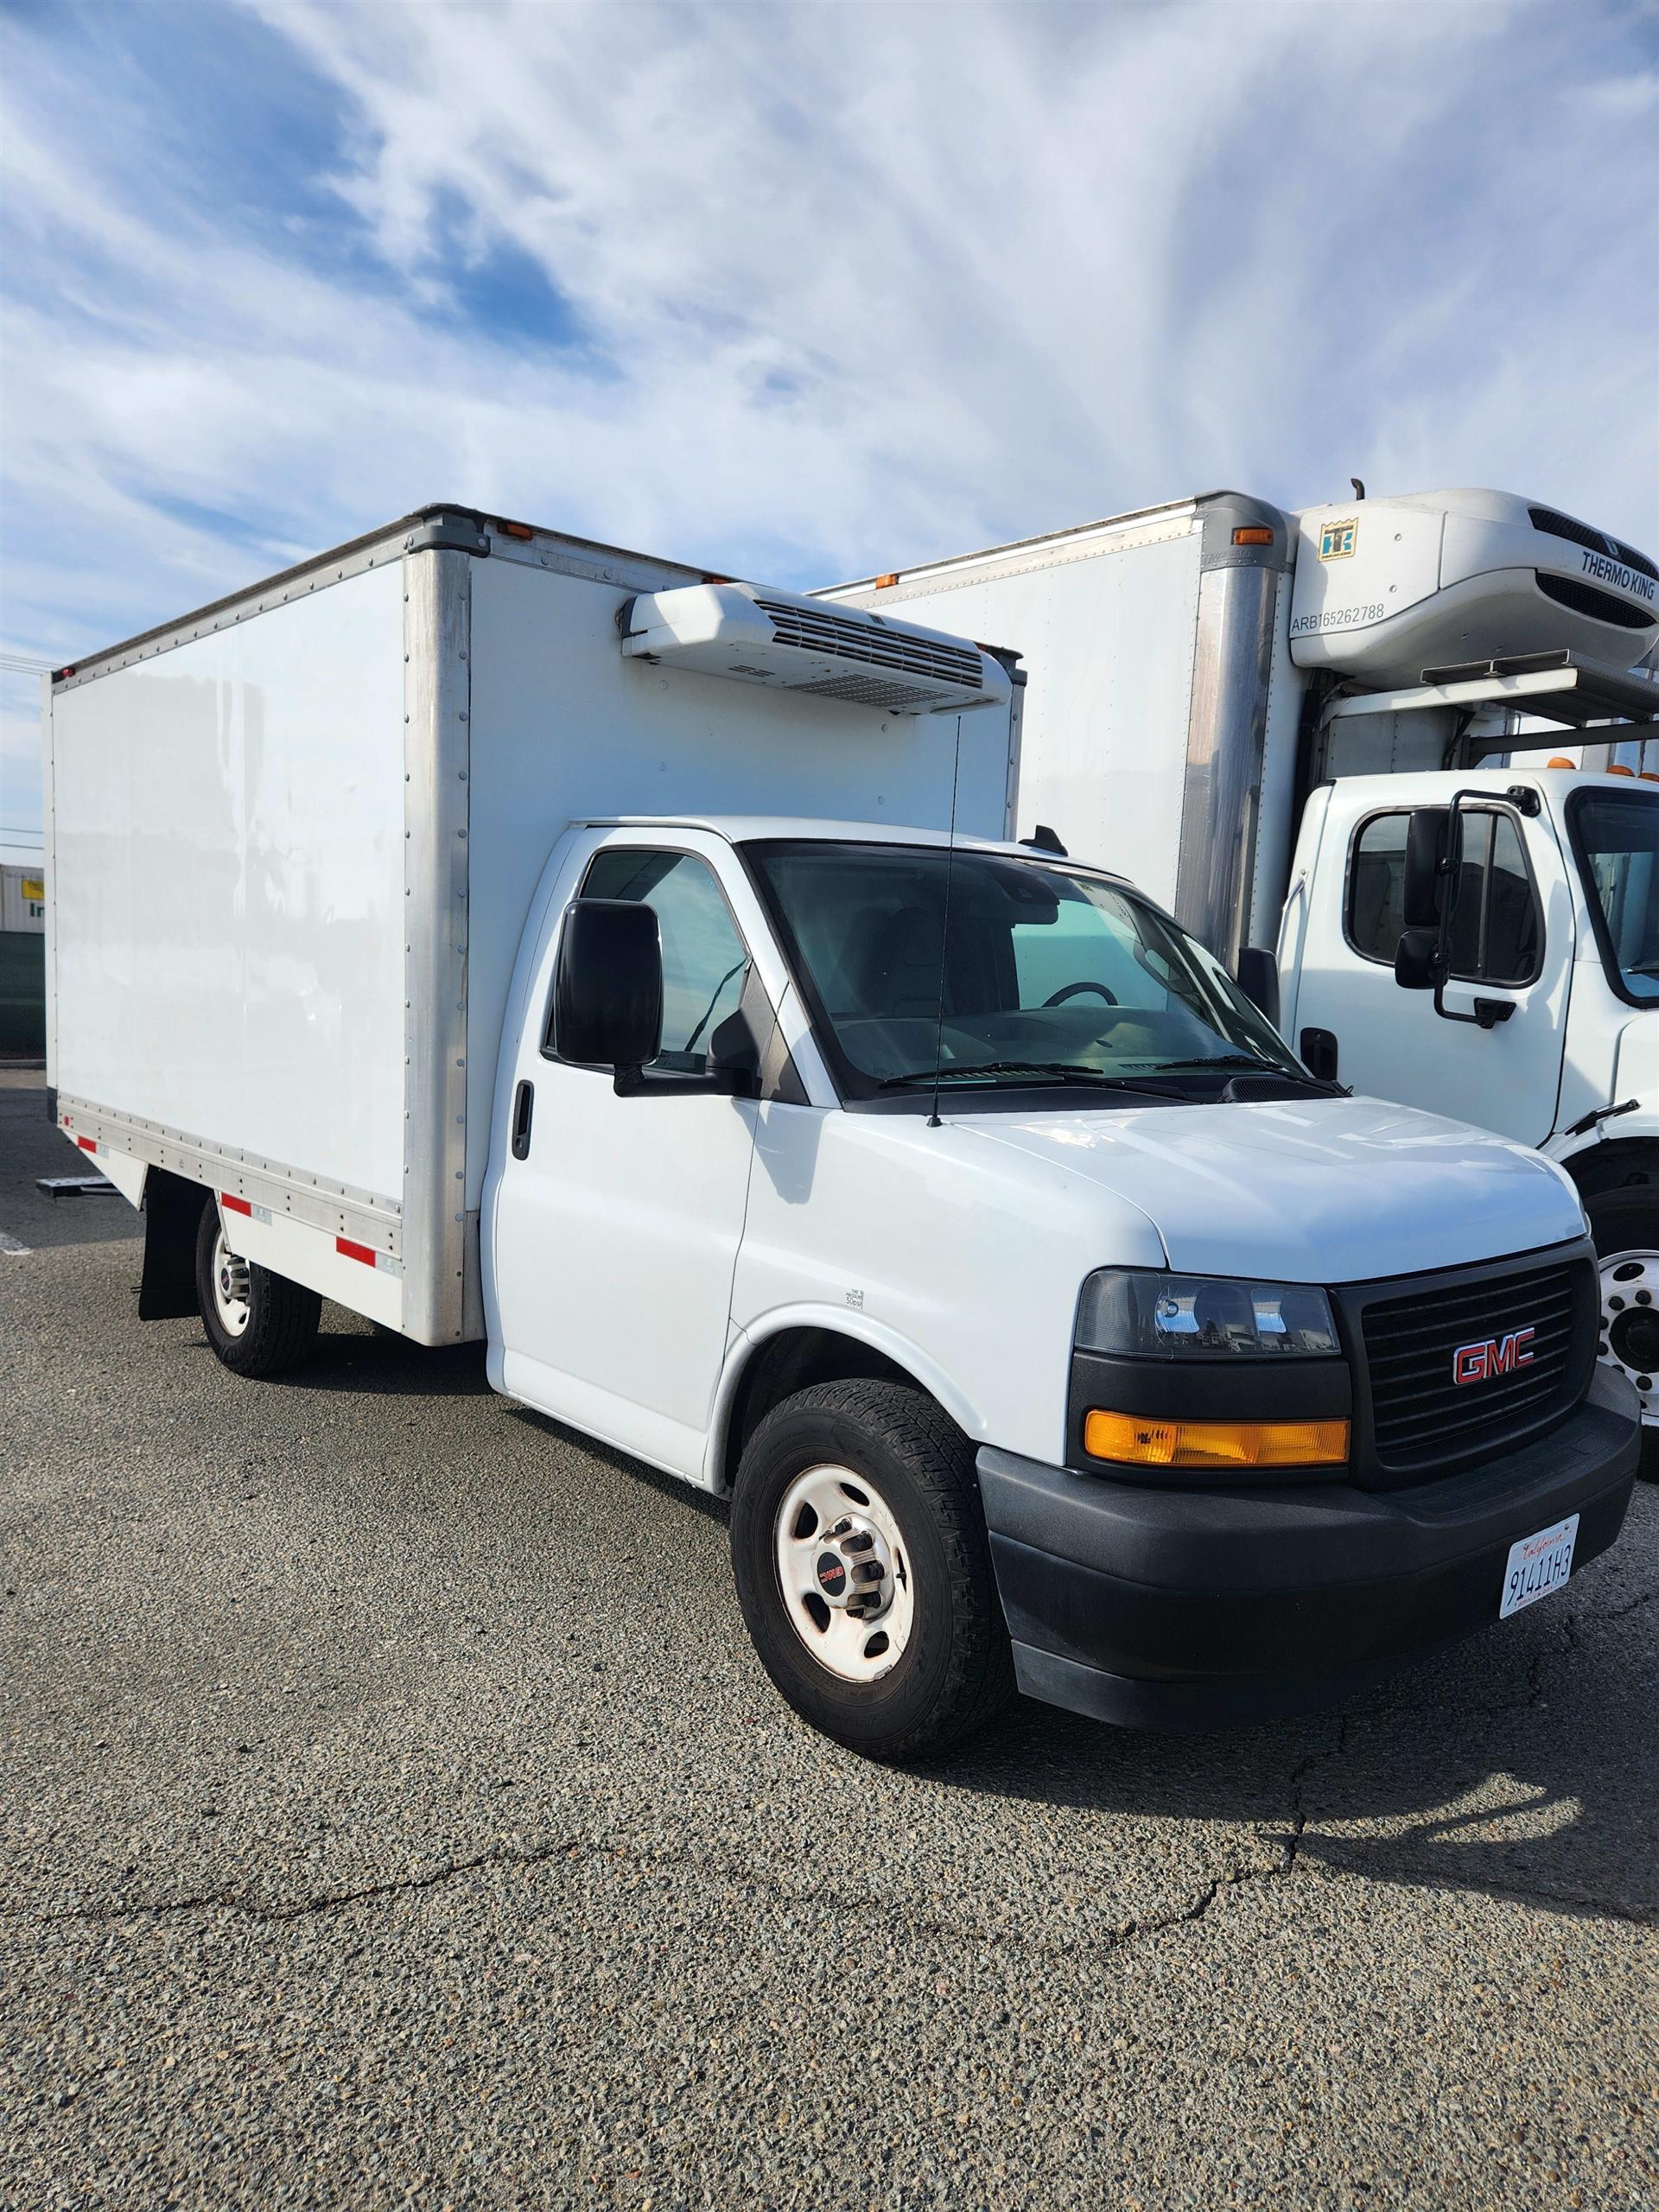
[3,0,1656,834]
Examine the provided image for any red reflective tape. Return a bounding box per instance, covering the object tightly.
[336,1236,377,1267]
[221,1193,252,1216]
[76,1135,97,1153]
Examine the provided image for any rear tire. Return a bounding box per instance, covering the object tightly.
[1586,1185,1659,1481]
[195,1204,321,1379]
[729,1379,1014,1759]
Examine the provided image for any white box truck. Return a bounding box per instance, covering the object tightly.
[824,488,1659,1465]
[42,505,1640,1756]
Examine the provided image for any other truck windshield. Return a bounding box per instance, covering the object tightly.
[747,839,1304,1099]
[1569,788,1659,1005]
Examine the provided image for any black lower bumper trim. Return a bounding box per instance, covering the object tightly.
[980,1365,1640,1732]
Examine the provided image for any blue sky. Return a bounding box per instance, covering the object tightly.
[3,0,1657,844]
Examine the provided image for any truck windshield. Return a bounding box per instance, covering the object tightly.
[744,839,1305,1099]
[1568,787,1659,1004]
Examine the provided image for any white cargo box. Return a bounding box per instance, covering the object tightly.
[44,507,1020,1342]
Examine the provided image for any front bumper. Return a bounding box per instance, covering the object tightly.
[978,1364,1641,1732]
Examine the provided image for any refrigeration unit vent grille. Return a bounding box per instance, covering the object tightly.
[791,672,947,709]
[1528,505,1607,555]
[753,600,986,689]
[1535,573,1655,630]
[1529,507,1659,582]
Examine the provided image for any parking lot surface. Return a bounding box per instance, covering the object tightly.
[3,1065,1656,2209]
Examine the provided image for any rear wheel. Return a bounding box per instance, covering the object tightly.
[729,1379,1014,1758]
[1586,1186,1659,1481]
[195,1204,321,1379]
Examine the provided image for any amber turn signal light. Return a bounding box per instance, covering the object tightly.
[1084,1409,1350,1469]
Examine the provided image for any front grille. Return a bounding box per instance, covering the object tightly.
[1528,505,1608,554]
[1357,1254,1593,1476]
[755,600,986,688]
[1535,572,1655,631]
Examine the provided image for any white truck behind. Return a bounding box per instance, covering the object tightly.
[824,488,1659,1462]
[41,505,1641,1757]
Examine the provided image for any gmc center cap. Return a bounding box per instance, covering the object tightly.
[815,1551,849,1602]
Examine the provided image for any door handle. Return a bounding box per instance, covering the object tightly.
[511,1079,535,1160]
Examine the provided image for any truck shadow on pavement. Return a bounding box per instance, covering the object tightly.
[931,1524,1659,1929]
[193,1313,499,1398]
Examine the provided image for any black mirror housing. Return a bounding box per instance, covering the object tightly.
[1235,946,1281,1029]
[1402,809,1449,931]
[556,899,663,1068]
[1394,926,1440,991]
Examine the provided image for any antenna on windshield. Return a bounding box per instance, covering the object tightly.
[927,714,964,1130]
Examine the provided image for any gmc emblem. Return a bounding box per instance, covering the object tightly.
[1452,1327,1535,1386]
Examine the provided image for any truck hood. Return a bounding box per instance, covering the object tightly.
[954,1093,1583,1284]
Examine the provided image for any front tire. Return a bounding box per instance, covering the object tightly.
[1586,1185,1659,1481]
[729,1380,1014,1758]
[195,1204,321,1379]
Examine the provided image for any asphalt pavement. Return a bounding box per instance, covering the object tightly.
[3,1065,1656,2209]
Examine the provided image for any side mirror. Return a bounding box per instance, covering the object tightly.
[1402,809,1449,930]
[555,899,663,1069]
[1235,946,1281,1029]
[1394,926,1440,991]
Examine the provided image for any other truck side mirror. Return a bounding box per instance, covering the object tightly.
[555,899,664,1071]
[1393,926,1440,991]
[1401,808,1449,931]
[1235,946,1281,1029]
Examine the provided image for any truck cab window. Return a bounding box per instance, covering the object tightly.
[1348,809,1541,985]
[576,849,750,1073]
[1347,814,1409,963]
[1567,788,1659,1003]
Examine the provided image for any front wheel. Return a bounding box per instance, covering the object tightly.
[1587,1185,1659,1481]
[729,1379,1014,1759]
[195,1203,321,1379]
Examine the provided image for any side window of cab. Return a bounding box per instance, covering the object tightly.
[558,848,750,1074]
[1346,810,1543,985]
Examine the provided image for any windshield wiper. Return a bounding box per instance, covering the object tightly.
[1139,1053,1344,1094]
[878,1061,1189,1100]
[1138,1054,1277,1071]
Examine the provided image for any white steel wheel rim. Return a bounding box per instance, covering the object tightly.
[1598,1249,1659,1424]
[773,1463,916,1683]
[212,1226,252,1338]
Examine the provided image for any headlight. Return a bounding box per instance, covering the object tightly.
[1076,1269,1340,1359]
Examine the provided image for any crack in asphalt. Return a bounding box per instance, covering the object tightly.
[19,1735,1350,1964]
[16,1591,1656,1955]
[27,1819,1315,1962]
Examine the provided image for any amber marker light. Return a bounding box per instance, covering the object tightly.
[1232,526,1274,546]
[1084,1410,1350,1469]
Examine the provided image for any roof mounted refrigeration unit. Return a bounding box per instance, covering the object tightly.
[620,582,1013,715]
[1288,487,1659,686]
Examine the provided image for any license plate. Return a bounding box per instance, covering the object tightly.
[1498,1513,1579,1620]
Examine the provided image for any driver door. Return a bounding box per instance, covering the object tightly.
[1290,788,1572,1143]
[490,832,761,1479]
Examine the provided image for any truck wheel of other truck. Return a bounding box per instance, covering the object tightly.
[729,1380,1014,1759]
[195,1205,321,1379]
[1586,1188,1659,1480]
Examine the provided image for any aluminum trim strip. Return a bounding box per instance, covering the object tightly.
[400,546,473,1343]
[54,1095,402,1253]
